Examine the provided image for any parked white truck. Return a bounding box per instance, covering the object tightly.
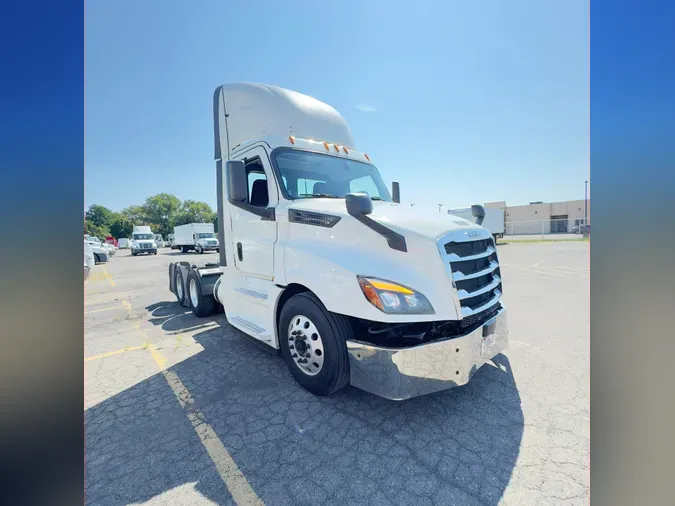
[173,223,219,254]
[447,207,505,242]
[168,83,508,400]
[131,225,157,256]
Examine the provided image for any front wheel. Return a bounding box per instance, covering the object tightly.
[197,245,203,254]
[278,292,352,396]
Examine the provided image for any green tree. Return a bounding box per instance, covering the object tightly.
[120,205,147,224]
[174,200,216,226]
[143,193,181,238]
[85,204,114,229]
[84,221,109,240]
[109,215,134,239]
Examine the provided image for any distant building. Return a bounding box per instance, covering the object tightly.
[486,199,590,235]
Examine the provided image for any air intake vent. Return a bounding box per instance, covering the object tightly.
[289,209,341,228]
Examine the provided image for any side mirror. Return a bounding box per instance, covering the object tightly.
[471,204,486,226]
[226,160,247,203]
[346,192,373,216]
[392,181,400,203]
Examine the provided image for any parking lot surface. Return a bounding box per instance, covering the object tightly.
[85,243,589,505]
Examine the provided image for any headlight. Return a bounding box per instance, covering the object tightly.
[357,276,435,314]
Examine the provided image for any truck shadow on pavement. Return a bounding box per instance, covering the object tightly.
[85,303,524,506]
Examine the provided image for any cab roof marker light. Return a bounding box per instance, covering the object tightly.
[365,153,371,161]
[343,146,349,154]
[289,135,295,144]
[323,141,330,150]
[334,144,340,152]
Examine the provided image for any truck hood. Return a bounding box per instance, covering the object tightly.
[288,199,484,240]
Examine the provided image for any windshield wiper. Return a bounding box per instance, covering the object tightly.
[297,193,341,199]
[370,196,385,201]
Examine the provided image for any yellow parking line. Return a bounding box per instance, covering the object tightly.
[528,264,587,276]
[101,265,116,287]
[554,265,590,274]
[85,305,123,314]
[84,345,146,361]
[122,300,263,505]
[505,264,567,278]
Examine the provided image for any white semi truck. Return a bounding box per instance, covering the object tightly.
[131,225,158,256]
[173,223,219,254]
[168,83,508,400]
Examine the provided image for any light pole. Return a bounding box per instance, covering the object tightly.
[410,204,415,208]
[438,204,443,213]
[584,180,589,237]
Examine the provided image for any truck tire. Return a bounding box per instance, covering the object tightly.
[93,253,100,264]
[278,292,351,397]
[186,270,216,317]
[175,269,186,305]
[197,245,204,254]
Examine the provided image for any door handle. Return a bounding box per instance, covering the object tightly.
[237,242,243,261]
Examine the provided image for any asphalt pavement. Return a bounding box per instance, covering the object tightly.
[85,243,589,505]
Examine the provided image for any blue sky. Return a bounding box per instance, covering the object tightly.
[85,0,589,213]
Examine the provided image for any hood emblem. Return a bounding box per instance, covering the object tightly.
[465,231,480,238]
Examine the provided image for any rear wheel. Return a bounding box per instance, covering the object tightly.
[278,292,351,396]
[175,269,185,305]
[187,270,216,317]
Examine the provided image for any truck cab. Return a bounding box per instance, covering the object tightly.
[131,226,157,256]
[169,83,508,400]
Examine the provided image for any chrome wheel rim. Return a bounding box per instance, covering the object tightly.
[177,275,184,300]
[288,315,324,376]
[189,278,199,307]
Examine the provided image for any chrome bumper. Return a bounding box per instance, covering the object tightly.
[346,308,508,400]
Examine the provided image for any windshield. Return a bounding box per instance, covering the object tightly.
[197,233,215,239]
[133,234,153,240]
[273,149,392,201]
[87,236,101,244]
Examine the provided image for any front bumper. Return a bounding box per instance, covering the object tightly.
[346,308,508,400]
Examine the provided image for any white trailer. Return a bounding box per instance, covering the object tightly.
[131,225,157,256]
[118,238,130,249]
[168,83,508,401]
[173,223,219,254]
[448,207,505,241]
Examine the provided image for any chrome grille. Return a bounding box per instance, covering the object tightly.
[440,235,502,320]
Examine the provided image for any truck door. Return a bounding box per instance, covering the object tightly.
[230,146,278,279]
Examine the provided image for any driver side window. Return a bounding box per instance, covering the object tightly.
[246,163,268,208]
